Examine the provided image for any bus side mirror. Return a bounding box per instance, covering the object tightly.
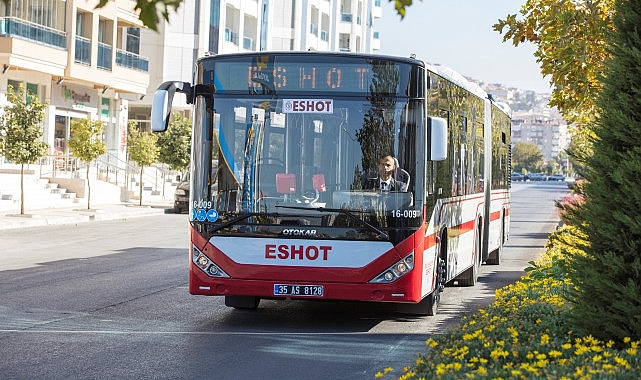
[428,117,447,161]
[151,81,192,132]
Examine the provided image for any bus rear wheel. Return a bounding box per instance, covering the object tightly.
[486,217,504,265]
[486,244,502,265]
[225,295,260,310]
[457,226,481,286]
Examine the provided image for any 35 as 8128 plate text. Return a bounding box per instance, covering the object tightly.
[273,284,324,297]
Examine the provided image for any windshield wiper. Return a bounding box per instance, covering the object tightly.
[274,205,389,240]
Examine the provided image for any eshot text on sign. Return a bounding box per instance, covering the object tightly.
[282,99,333,114]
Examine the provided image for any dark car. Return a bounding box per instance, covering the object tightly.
[526,173,548,181]
[173,172,190,214]
[511,172,525,182]
[549,174,566,181]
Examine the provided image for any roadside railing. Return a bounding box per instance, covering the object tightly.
[32,152,178,199]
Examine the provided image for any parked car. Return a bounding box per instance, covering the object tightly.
[174,172,190,214]
[548,174,566,181]
[511,172,525,182]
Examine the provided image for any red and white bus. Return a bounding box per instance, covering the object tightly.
[151,52,511,315]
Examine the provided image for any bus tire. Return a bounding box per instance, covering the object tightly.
[397,257,444,316]
[225,295,260,310]
[457,258,478,286]
[486,244,502,265]
[457,226,481,286]
[486,217,504,265]
[397,290,440,316]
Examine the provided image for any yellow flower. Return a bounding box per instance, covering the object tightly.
[592,355,602,363]
[490,348,509,361]
[383,367,393,374]
[374,372,384,378]
[540,334,550,345]
[548,350,563,358]
[614,355,631,370]
[575,345,590,355]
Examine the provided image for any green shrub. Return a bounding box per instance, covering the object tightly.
[376,226,641,379]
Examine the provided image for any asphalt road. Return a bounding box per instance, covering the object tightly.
[0,181,569,380]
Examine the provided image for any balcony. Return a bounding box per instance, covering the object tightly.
[97,42,112,70]
[74,36,91,65]
[0,17,66,49]
[116,49,149,72]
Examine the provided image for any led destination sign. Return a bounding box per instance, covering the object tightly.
[202,54,417,96]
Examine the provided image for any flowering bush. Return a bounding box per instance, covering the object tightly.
[556,179,585,226]
[376,226,641,379]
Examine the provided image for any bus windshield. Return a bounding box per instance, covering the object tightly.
[189,54,425,238]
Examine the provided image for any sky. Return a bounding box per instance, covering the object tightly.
[374,0,552,93]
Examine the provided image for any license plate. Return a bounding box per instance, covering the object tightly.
[273,284,324,297]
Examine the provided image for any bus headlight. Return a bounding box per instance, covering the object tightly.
[369,253,414,284]
[192,245,230,278]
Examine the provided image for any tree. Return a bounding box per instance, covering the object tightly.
[494,0,616,159]
[156,113,191,172]
[563,0,641,343]
[127,122,159,206]
[511,142,543,173]
[388,0,419,18]
[0,84,48,214]
[68,119,107,210]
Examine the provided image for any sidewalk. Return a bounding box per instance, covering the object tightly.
[0,200,175,231]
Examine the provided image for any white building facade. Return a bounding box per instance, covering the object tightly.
[0,0,149,164]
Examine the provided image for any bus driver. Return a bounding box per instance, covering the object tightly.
[362,155,409,192]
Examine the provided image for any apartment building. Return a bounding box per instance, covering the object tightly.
[0,0,149,163]
[511,115,569,161]
[130,0,382,128]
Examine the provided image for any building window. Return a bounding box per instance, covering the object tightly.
[126,28,140,54]
[339,33,350,52]
[97,18,113,70]
[7,80,42,103]
[75,12,90,64]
